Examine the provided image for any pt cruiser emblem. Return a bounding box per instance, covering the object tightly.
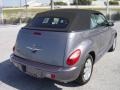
[26,44,42,53]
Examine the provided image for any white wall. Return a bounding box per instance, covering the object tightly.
[92,1,105,6]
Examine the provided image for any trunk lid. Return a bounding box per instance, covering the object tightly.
[14,28,68,66]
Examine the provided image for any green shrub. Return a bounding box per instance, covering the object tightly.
[111,12,120,21]
[72,0,91,5]
[109,1,119,5]
[3,17,32,24]
[54,1,67,5]
[106,12,120,21]
[21,17,32,23]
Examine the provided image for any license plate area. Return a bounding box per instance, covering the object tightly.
[21,65,26,72]
[26,66,43,78]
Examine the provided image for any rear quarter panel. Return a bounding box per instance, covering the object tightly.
[64,27,117,68]
[64,31,96,67]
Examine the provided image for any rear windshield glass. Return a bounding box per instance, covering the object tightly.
[27,17,69,29]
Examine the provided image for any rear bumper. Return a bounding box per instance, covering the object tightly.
[10,54,81,83]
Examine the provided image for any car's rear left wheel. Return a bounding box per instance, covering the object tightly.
[76,54,93,85]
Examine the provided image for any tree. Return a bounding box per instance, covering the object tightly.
[73,0,95,5]
[109,0,119,5]
[54,1,67,5]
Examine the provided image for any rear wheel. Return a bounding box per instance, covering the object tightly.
[108,37,117,52]
[76,54,93,85]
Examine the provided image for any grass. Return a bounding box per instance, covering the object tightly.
[3,8,49,19]
[2,7,120,19]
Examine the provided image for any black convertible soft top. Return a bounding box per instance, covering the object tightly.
[26,9,101,32]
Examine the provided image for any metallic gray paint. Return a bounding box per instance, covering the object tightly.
[10,9,117,83]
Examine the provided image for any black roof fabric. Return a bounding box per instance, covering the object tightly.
[38,9,100,16]
[34,9,101,31]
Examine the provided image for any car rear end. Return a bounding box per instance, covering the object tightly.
[10,9,88,83]
[10,29,83,83]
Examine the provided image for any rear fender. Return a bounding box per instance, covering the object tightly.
[78,40,94,66]
[64,39,94,67]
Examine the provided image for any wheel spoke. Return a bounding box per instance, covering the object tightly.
[83,58,92,81]
[113,38,116,49]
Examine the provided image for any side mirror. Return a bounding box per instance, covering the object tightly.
[108,21,114,26]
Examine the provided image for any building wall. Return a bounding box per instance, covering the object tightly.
[92,1,105,6]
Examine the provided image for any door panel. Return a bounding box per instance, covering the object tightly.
[90,13,112,57]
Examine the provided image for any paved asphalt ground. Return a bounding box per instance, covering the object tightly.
[0,22,120,90]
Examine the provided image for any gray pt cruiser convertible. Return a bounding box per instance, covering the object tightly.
[10,9,117,85]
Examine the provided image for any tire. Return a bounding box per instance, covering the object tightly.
[108,37,117,52]
[76,54,93,85]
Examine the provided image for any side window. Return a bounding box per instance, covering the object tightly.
[91,13,108,29]
[94,14,107,27]
[90,14,97,29]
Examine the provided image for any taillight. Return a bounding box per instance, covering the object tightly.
[13,46,15,52]
[51,74,56,79]
[66,49,81,66]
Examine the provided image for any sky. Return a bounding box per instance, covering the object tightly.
[1,0,103,7]
[2,0,72,7]
[2,0,49,7]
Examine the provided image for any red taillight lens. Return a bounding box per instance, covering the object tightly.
[66,49,81,66]
[13,46,15,52]
[51,74,56,79]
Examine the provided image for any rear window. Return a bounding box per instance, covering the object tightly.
[27,17,69,29]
